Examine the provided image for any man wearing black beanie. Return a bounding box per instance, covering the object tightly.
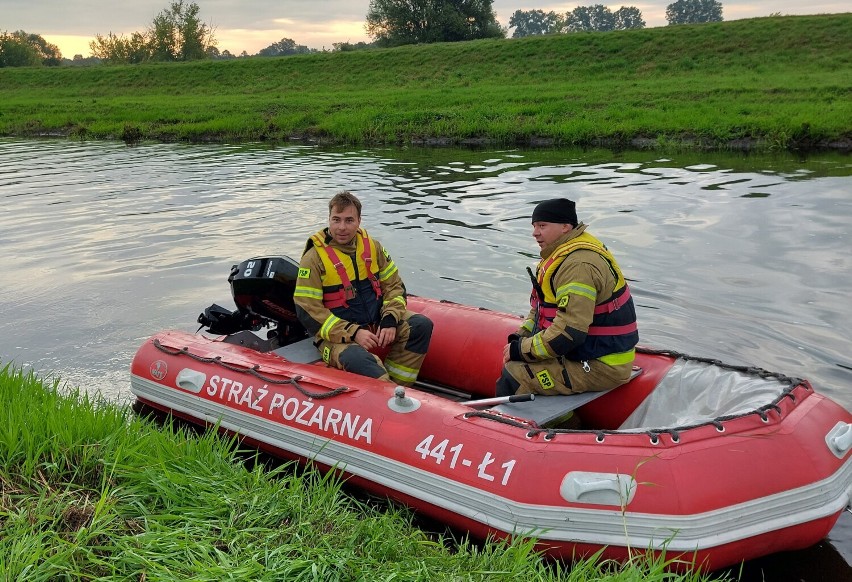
[496,198,638,398]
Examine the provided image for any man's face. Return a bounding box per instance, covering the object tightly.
[532,221,572,249]
[329,204,361,245]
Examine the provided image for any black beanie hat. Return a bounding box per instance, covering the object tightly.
[531,198,577,227]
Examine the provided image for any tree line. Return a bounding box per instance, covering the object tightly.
[2,0,725,67]
[508,0,723,36]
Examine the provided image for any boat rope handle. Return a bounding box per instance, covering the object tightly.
[153,339,348,400]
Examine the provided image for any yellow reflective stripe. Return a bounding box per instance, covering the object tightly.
[531,334,551,358]
[521,319,535,334]
[293,285,323,300]
[383,295,406,308]
[564,282,596,301]
[319,314,342,341]
[385,359,418,383]
[379,261,398,281]
[599,349,635,366]
[554,283,572,301]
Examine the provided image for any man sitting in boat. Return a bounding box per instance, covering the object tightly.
[293,191,433,386]
[496,198,638,397]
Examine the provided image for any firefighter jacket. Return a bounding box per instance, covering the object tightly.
[293,228,408,344]
[510,224,638,367]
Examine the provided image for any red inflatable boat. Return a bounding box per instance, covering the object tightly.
[130,256,852,571]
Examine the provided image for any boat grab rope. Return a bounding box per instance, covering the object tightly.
[467,346,808,443]
[152,339,348,400]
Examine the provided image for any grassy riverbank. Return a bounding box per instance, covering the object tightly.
[0,365,726,580]
[1,14,850,151]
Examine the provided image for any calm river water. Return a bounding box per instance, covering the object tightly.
[1,138,850,577]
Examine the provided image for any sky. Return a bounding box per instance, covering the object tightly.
[5,0,849,58]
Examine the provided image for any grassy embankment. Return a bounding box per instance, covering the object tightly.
[0,365,728,580]
[0,14,850,151]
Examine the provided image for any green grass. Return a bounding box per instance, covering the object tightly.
[1,14,850,149]
[0,364,729,580]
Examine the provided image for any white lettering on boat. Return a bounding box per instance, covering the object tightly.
[415,434,516,486]
[205,377,373,444]
[206,375,266,411]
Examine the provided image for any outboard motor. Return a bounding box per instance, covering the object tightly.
[198,256,308,349]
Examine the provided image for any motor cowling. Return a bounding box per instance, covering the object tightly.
[229,256,301,324]
[198,256,308,344]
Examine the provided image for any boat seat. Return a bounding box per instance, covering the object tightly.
[273,337,322,364]
[492,367,642,428]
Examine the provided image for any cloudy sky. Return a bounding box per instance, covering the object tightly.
[6,0,848,58]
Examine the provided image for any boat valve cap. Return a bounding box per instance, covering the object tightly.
[388,386,421,413]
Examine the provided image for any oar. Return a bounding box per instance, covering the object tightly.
[465,393,535,408]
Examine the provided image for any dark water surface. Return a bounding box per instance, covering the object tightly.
[1,139,850,577]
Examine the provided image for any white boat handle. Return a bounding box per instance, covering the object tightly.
[176,368,206,394]
[560,472,636,506]
[825,422,852,458]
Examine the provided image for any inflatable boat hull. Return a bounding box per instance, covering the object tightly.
[130,296,852,571]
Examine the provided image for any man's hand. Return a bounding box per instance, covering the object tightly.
[354,328,380,351]
[377,326,397,347]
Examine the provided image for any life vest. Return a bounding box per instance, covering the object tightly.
[531,231,638,363]
[310,229,382,310]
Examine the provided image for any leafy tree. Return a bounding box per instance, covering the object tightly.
[90,1,216,64]
[366,0,505,47]
[89,32,150,64]
[665,0,723,24]
[0,31,40,67]
[0,30,62,67]
[614,7,645,30]
[257,38,315,57]
[149,1,215,61]
[565,5,615,32]
[332,41,374,52]
[508,9,561,38]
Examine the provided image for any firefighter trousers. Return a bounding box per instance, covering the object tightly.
[317,311,433,386]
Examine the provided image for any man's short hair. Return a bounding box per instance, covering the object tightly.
[329,191,362,217]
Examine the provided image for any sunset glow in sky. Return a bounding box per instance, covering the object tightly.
[7,1,849,58]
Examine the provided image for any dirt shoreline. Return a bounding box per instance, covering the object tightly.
[17,129,852,153]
